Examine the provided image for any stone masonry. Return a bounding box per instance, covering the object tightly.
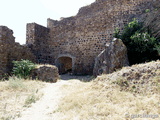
[0,26,35,79]
[26,23,51,64]
[26,0,159,75]
[31,65,60,83]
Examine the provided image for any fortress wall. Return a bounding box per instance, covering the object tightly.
[0,26,15,75]
[0,26,35,79]
[0,42,8,76]
[46,0,157,74]
[26,23,53,64]
[48,17,107,74]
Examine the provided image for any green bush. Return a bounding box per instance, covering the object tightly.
[12,59,36,79]
[119,18,143,45]
[114,18,160,64]
[145,9,150,13]
[113,27,120,38]
[130,32,157,53]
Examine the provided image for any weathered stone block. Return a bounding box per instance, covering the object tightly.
[31,65,60,83]
[93,38,129,76]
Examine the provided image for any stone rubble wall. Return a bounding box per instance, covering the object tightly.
[31,65,60,83]
[0,26,35,79]
[26,0,159,75]
[26,23,52,64]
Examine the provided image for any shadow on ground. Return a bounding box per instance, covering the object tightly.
[60,74,94,82]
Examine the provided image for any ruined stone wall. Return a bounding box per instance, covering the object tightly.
[26,23,52,64]
[26,0,159,75]
[0,26,35,79]
[0,26,14,76]
[47,0,158,74]
[48,18,104,74]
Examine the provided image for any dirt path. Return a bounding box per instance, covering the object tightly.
[16,75,91,120]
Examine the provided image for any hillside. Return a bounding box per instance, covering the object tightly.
[52,61,160,120]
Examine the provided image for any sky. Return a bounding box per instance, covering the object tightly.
[0,0,95,44]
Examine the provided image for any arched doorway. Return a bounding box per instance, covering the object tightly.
[56,56,73,74]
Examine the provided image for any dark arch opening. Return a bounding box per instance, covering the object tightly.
[56,57,72,74]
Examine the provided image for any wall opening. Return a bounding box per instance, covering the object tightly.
[56,57,73,74]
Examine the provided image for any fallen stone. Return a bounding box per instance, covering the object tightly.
[93,38,129,76]
[31,65,60,83]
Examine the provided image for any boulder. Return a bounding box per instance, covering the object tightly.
[31,65,60,83]
[93,38,129,76]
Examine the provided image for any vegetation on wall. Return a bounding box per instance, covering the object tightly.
[114,18,160,65]
[12,59,36,79]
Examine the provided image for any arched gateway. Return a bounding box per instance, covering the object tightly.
[55,54,75,74]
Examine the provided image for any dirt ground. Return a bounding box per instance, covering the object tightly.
[15,74,91,120]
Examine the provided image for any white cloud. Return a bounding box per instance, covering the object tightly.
[40,0,95,19]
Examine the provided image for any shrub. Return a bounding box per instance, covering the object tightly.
[145,9,150,13]
[114,18,160,64]
[129,32,159,63]
[12,59,36,79]
[113,27,120,38]
[155,44,160,55]
[120,18,143,46]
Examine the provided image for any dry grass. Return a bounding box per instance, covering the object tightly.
[0,77,45,120]
[0,61,159,120]
[35,64,57,69]
[52,61,160,120]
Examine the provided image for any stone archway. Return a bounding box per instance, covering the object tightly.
[56,55,75,74]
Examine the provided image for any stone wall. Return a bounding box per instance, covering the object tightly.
[26,23,51,64]
[26,0,159,75]
[0,26,35,79]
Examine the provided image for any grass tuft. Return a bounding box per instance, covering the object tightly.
[8,76,25,89]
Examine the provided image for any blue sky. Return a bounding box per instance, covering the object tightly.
[0,0,95,44]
